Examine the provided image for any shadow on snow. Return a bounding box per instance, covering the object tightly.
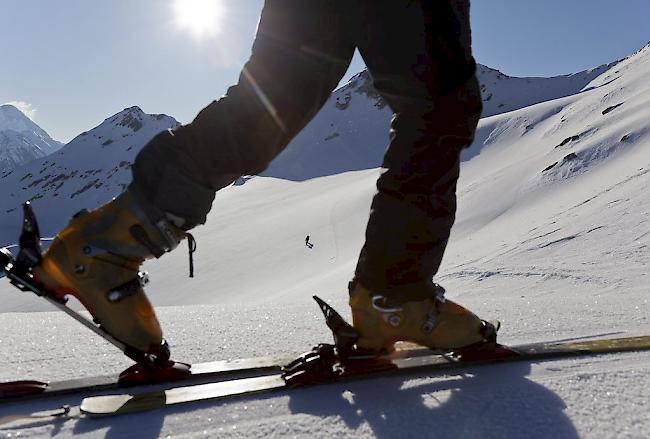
[287,360,577,439]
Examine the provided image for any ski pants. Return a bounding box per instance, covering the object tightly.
[130,0,482,301]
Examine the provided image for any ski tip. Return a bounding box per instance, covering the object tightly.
[0,380,48,399]
[80,394,134,417]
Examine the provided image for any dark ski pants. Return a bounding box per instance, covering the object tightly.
[130,0,482,301]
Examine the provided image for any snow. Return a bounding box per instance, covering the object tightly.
[0,43,649,437]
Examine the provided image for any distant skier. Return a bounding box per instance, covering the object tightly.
[305,235,313,249]
[31,0,495,363]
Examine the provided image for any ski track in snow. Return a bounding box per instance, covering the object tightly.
[1,44,650,438]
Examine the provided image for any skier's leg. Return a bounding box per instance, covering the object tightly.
[130,0,356,228]
[34,0,355,360]
[349,0,490,351]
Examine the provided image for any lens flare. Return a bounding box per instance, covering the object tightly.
[173,0,224,39]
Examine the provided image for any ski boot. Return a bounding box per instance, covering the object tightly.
[31,190,186,363]
[349,280,497,354]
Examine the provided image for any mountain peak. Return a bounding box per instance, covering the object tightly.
[0,104,63,172]
[114,107,145,132]
[0,104,40,133]
[120,106,144,117]
[0,103,26,114]
[99,106,178,135]
[0,104,23,114]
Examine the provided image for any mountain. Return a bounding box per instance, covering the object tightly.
[261,61,618,181]
[0,52,634,251]
[151,41,650,310]
[445,41,650,283]
[0,106,179,246]
[1,42,648,314]
[0,104,63,173]
[2,44,650,439]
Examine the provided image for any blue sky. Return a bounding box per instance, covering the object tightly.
[1,0,648,143]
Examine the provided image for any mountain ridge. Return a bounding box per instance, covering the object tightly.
[0,104,63,173]
[0,106,179,246]
[0,48,641,254]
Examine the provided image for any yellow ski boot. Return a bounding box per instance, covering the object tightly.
[32,190,185,362]
[349,281,496,354]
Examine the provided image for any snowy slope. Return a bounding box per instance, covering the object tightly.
[131,37,650,316]
[0,44,649,438]
[0,104,63,173]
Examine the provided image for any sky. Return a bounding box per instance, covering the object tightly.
[0,0,648,143]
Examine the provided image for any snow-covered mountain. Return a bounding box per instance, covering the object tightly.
[0,60,618,247]
[261,61,618,181]
[147,41,649,311]
[0,107,178,246]
[0,104,63,173]
[0,42,647,310]
[1,43,650,439]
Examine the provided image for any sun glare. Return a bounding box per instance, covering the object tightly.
[173,0,224,39]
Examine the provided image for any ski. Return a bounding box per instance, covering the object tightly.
[3,333,650,424]
[0,344,446,426]
[78,333,650,417]
[0,353,294,402]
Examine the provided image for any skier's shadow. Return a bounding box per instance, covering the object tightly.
[0,394,165,439]
[288,360,579,439]
[72,409,165,439]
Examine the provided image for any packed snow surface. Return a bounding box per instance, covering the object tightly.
[0,43,649,437]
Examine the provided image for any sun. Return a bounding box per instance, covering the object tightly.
[173,0,224,39]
